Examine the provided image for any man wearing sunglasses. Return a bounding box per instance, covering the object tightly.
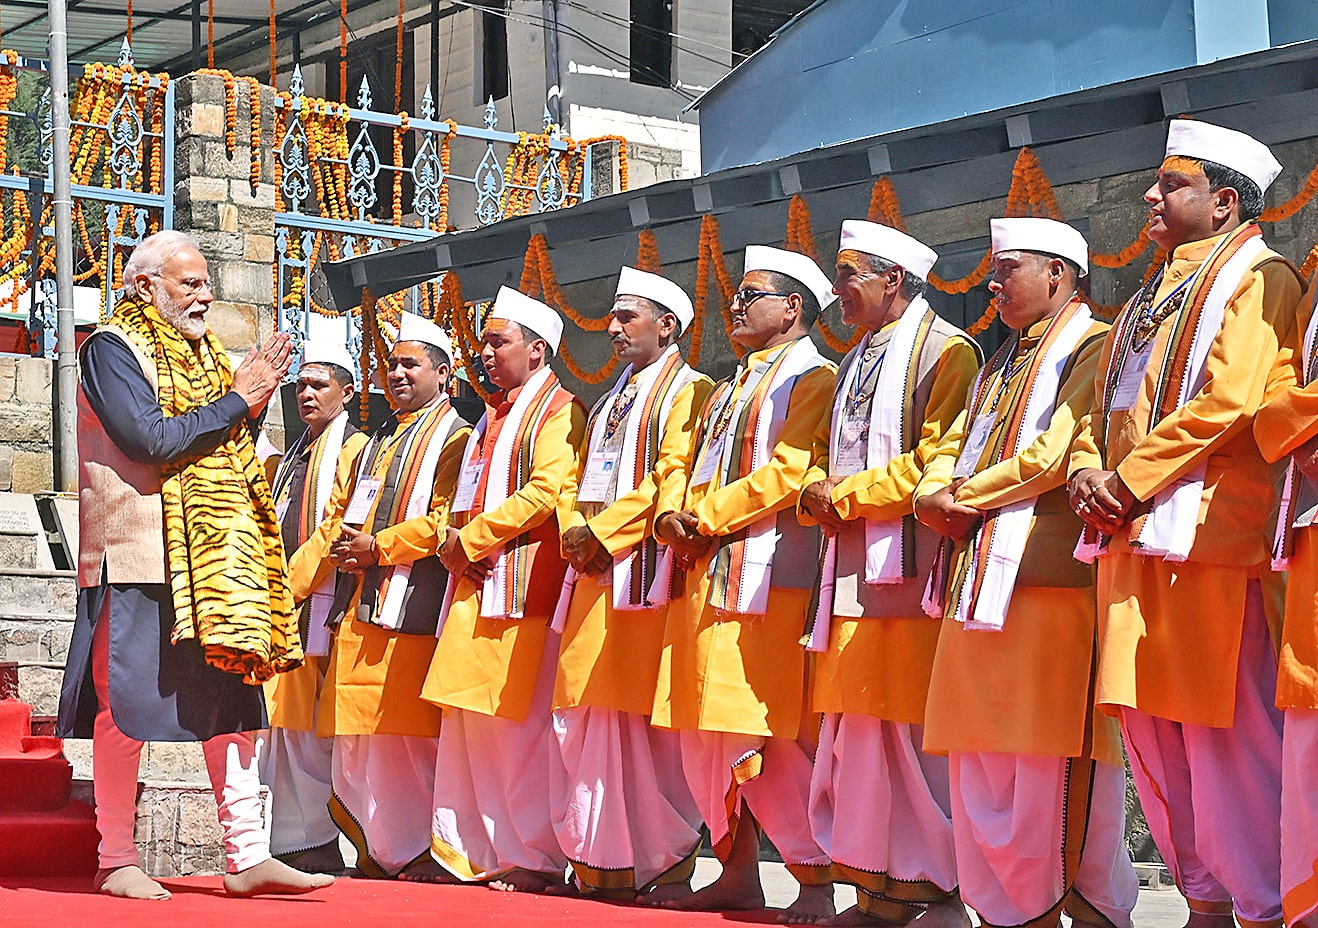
[652,245,837,922]
[799,220,980,928]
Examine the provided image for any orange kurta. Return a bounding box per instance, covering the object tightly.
[804,325,980,722]
[554,374,714,715]
[650,345,835,739]
[287,407,470,738]
[1256,278,1318,709]
[1069,230,1302,725]
[265,427,369,731]
[421,391,586,722]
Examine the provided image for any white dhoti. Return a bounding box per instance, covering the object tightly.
[950,752,1138,928]
[429,633,568,881]
[680,728,831,886]
[262,725,337,856]
[550,705,702,892]
[1282,708,1318,927]
[329,733,436,876]
[809,714,957,920]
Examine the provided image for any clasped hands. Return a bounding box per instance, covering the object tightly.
[1067,468,1137,535]
[438,527,494,584]
[562,525,613,576]
[914,478,982,541]
[655,510,712,571]
[232,331,293,416]
[329,525,378,574]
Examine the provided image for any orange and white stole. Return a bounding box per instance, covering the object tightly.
[353,398,460,630]
[1076,222,1266,563]
[699,336,827,616]
[270,411,349,653]
[942,299,1092,631]
[1272,286,1318,569]
[448,365,568,620]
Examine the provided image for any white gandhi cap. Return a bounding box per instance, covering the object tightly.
[300,338,358,381]
[838,220,938,279]
[742,245,837,311]
[486,286,564,353]
[615,267,694,334]
[1165,118,1282,193]
[396,311,455,364]
[990,217,1089,275]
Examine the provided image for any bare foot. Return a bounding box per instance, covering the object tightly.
[662,867,765,912]
[779,883,837,924]
[819,904,895,926]
[94,866,171,900]
[397,855,465,884]
[275,840,344,875]
[487,868,563,893]
[542,879,581,897]
[637,881,693,907]
[223,857,335,896]
[903,896,973,928]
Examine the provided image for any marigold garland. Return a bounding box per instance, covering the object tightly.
[636,229,661,272]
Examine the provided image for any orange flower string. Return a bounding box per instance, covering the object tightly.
[636,229,661,272]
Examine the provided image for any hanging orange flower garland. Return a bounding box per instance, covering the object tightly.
[693,214,737,363]
[782,193,861,353]
[518,234,617,383]
[636,229,661,272]
[433,271,490,400]
[866,176,908,230]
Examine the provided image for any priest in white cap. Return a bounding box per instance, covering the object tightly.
[547,267,711,901]
[419,287,586,892]
[1069,119,1303,928]
[287,310,472,879]
[1259,225,1318,928]
[916,218,1138,928]
[261,337,369,873]
[650,245,837,921]
[793,220,979,928]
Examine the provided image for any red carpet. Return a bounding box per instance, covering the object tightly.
[0,876,790,927]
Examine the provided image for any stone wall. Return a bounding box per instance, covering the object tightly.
[173,74,279,352]
[0,357,54,493]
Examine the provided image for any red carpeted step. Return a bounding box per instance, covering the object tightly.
[19,735,66,759]
[0,698,32,750]
[0,756,73,811]
[0,798,99,877]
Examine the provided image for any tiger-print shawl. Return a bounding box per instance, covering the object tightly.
[108,295,301,684]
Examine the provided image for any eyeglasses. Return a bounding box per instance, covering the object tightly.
[732,288,791,308]
[154,274,213,296]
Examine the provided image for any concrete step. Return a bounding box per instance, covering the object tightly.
[0,571,77,620]
[0,616,74,667]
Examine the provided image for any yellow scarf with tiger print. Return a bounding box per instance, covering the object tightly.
[107,295,302,684]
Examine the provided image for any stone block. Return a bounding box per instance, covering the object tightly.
[0,446,14,492]
[15,357,51,405]
[17,663,61,715]
[177,74,228,110]
[11,450,52,494]
[0,535,37,570]
[191,230,245,259]
[0,403,52,443]
[185,176,230,203]
[177,792,223,847]
[200,139,248,181]
[215,261,275,305]
[0,358,16,402]
[239,208,276,235]
[175,199,220,231]
[207,301,259,350]
[143,742,209,781]
[230,180,276,210]
[185,103,226,141]
[243,234,275,263]
[0,621,41,661]
[218,203,239,233]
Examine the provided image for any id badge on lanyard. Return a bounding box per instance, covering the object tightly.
[833,411,870,476]
[1111,341,1154,412]
[953,412,999,480]
[342,476,384,525]
[451,457,485,513]
[577,449,621,503]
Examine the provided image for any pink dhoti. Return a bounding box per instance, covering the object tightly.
[680,728,831,886]
[809,714,957,921]
[550,705,702,892]
[329,733,436,876]
[429,632,568,882]
[950,752,1138,928]
[1282,708,1318,926]
[1119,584,1284,927]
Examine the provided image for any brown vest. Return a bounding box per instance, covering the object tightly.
[77,326,168,587]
